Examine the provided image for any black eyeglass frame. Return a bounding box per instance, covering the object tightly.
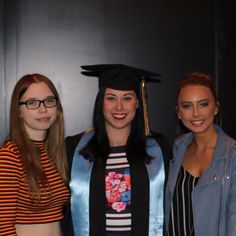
[19,97,58,110]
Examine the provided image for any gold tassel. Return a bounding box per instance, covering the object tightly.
[141,79,151,136]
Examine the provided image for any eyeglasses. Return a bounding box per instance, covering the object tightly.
[19,97,58,110]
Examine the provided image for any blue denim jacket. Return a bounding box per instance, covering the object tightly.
[165,126,236,236]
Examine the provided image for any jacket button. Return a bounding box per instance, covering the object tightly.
[213,175,218,180]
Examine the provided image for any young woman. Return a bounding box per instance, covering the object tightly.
[165,72,236,236]
[63,66,172,236]
[0,74,70,236]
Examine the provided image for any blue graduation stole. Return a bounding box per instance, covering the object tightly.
[70,131,165,236]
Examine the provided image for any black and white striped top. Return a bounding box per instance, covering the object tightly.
[168,166,199,236]
[105,146,131,234]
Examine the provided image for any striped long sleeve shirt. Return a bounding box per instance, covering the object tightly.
[0,140,70,236]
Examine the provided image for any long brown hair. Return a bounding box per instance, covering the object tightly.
[10,74,68,198]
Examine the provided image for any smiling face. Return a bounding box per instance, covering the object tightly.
[19,82,58,140]
[103,88,138,136]
[177,85,219,135]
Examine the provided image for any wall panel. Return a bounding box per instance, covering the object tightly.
[0,0,6,144]
[1,0,229,145]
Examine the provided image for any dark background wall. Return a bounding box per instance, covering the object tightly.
[216,1,236,139]
[0,0,5,143]
[0,0,235,145]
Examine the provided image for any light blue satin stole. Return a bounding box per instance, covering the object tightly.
[70,131,165,236]
[146,137,165,236]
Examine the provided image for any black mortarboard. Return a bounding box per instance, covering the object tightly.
[81,63,161,135]
[81,63,161,91]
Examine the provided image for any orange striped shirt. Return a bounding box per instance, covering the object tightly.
[0,140,70,236]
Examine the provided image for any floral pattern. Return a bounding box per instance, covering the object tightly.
[105,169,131,212]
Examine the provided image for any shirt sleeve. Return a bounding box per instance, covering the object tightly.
[0,145,21,236]
[227,143,236,236]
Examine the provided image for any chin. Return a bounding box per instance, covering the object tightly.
[191,126,213,135]
[36,124,51,130]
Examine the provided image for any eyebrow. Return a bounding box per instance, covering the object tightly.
[105,92,136,96]
[180,98,210,104]
[22,95,55,100]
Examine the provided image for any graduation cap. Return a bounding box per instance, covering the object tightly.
[81,63,161,136]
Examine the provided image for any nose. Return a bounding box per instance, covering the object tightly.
[115,99,123,111]
[192,106,199,117]
[38,102,47,113]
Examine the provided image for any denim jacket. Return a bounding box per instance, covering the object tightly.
[165,126,236,236]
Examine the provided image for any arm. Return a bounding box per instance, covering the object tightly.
[61,133,84,236]
[226,143,236,236]
[0,143,21,236]
[150,131,173,177]
[65,133,84,175]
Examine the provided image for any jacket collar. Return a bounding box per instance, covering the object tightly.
[171,125,232,188]
[175,125,231,161]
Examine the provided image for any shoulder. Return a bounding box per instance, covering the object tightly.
[65,132,85,161]
[0,140,19,154]
[226,135,236,157]
[0,140,22,165]
[223,135,236,178]
[174,132,192,148]
[148,131,173,161]
[65,133,84,147]
[65,132,85,175]
[149,131,169,145]
[215,126,236,156]
[65,128,94,147]
[65,129,94,169]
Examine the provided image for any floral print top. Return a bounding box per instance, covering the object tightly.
[105,146,131,233]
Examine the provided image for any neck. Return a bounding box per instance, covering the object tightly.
[106,127,131,147]
[192,127,218,150]
[28,131,47,141]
